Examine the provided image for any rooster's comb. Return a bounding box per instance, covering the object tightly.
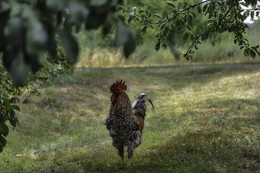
[110,80,127,91]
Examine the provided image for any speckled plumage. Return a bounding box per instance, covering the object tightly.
[105,82,153,165]
[105,89,142,161]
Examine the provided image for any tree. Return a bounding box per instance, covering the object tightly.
[0,0,133,153]
[0,0,259,153]
[123,0,260,60]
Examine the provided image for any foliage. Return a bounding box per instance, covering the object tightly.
[0,98,19,153]
[1,0,131,154]
[0,38,72,153]
[121,0,260,60]
[76,24,260,68]
[0,62,21,100]
[0,0,134,86]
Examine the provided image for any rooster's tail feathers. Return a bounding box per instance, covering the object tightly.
[132,93,154,119]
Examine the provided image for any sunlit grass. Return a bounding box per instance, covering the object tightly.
[0,63,259,172]
[76,28,260,68]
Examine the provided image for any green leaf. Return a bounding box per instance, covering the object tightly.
[183,33,189,41]
[167,1,175,8]
[58,29,79,64]
[203,4,208,12]
[11,104,20,111]
[243,48,249,56]
[9,117,18,128]
[123,39,136,58]
[128,15,135,24]
[250,11,254,20]
[155,41,160,51]
[250,49,256,58]
[197,6,202,13]
[141,26,147,34]
[0,123,9,137]
[154,14,162,19]
[0,135,7,147]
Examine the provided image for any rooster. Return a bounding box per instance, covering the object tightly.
[105,80,154,165]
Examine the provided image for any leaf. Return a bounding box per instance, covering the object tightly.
[155,41,160,51]
[154,14,162,19]
[0,135,7,147]
[9,117,18,128]
[0,123,9,137]
[183,33,189,41]
[203,4,208,12]
[250,11,254,20]
[123,39,136,58]
[244,10,249,18]
[58,29,79,64]
[197,6,202,13]
[243,48,249,56]
[128,15,135,24]
[167,1,175,8]
[250,49,256,58]
[141,26,147,34]
[11,104,20,111]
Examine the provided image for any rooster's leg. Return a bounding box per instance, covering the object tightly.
[120,152,124,165]
[127,142,134,166]
[117,144,124,165]
[127,157,132,166]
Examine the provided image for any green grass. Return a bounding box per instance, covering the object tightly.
[0,63,260,172]
[76,24,260,68]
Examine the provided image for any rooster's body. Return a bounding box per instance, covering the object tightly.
[105,81,153,165]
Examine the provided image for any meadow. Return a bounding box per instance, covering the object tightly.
[0,62,259,172]
[75,25,260,68]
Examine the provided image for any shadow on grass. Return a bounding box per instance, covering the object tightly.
[20,124,259,173]
[58,63,260,92]
[144,63,260,91]
[107,130,259,173]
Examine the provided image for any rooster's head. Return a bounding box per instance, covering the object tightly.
[110,80,127,105]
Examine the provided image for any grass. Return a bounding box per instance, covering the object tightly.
[0,63,260,172]
[75,24,260,68]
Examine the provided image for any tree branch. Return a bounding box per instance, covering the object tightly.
[135,0,215,25]
[169,0,214,22]
[218,2,237,25]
